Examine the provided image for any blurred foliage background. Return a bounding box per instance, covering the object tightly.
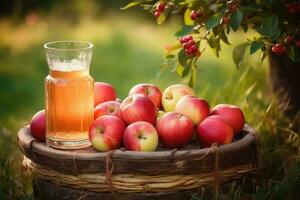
[0,0,299,199]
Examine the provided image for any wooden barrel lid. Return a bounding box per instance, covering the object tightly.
[18,124,259,175]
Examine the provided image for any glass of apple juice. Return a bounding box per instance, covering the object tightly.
[44,41,94,149]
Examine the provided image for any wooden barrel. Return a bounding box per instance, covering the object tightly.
[18,124,260,200]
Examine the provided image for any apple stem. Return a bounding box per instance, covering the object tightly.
[177,114,184,119]
[144,87,150,95]
[165,93,173,100]
[138,134,147,140]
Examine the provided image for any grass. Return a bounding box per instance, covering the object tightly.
[0,6,299,200]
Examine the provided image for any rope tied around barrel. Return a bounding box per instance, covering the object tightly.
[211,143,220,198]
[104,150,117,199]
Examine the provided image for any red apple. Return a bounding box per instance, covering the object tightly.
[162,84,195,112]
[89,115,125,152]
[211,104,245,135]
[123,121,158,151]
[120,94,157,125]
[30,110,46,142]
[197,115,233,147]
[94,101,121,119]
[175,95,210,125]
[156,112,194,148]
[129,83,162,108]
[94,82,116,107]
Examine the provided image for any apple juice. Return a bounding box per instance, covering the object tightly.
[45,68,94,149]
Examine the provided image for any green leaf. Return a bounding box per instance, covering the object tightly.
[156,12,167,25]
[205,14,221,30]
[261,51,267,63]
[157,56,177,78]
[176,64,184,77]
[240,6,262,12]
[208,34,221,57]
[175,25,194,37]
[232,42,250,68]
[256,15,281,40]
[121,2,140,10]
[165,54,175,59]
[166,44,182,55]
[213,27,230,45]
[230,9,243,32]
[241,24,248,32]
[287,45,300,63]
[250,41,264,55]
[184,8,194,25]
[176,64,190,78]
[178,49,188,68]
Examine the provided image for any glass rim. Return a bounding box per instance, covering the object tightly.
[44,40,93,51]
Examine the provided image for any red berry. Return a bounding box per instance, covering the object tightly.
[190,45,198,53]
[179,37,185,43]
[222,16,229,25]
[181,36,188,43]
[156,3,165,12]
[186,35,193,41]
[272,43,286,55]
[271,46,278,53]
[190,10,199,20]
[288,7,296,14]
[187,40,195,46]
[154,11,161,18]
[296,40,300,47]
[186,48,194,55]
[284,36,293,44]
[183,43,191,49]
[286,3,299,14]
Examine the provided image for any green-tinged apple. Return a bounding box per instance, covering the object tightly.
[162,84,195,112]
[129,83,162,109]
[30,110,46,142]
[156,112,194,148]
[123,121,158,151]
[89,115,125,152]
[197,115,233,147]
[120,94,157,125]
[94,101,121,119]
[94,82,116,107]
[157,110,166,121]
[175,95,210,125]
[211,104,245,135]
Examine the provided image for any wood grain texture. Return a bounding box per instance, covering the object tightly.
[18,124,259,175]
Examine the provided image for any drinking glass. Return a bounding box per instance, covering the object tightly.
[44,41,94,149]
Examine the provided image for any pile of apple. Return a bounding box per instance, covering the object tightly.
[29,82,245,152]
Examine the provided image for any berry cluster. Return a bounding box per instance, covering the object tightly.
[272,35,300,55]
[286,2,300,14]
[154,3,165,18]
[180,35,201,57]
[272,43,287,55]
[190,10,202,20]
